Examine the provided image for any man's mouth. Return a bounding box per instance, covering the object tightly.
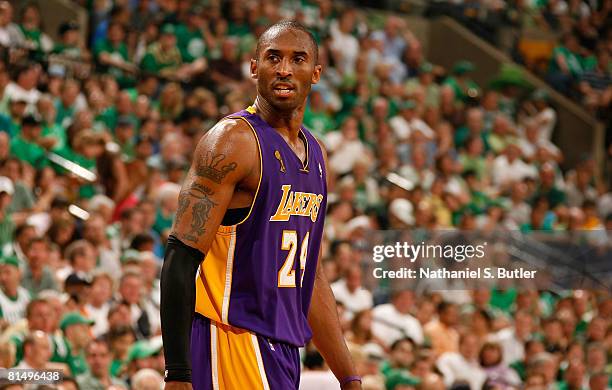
[273,83,295,98]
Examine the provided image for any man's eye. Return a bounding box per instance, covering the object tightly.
[295,57,305,63]
[268,55,280,62]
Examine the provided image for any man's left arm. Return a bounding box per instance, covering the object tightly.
[309,138,361,389]
[308,259,361,389]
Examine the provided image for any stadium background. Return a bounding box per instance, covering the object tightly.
[0,0,610,389]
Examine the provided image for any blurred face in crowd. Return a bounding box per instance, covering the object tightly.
[72,242,96,272]
[21,123,42,141]
[251,25,321,112]
[514,311,533,338]
[84,215,106,246]
[24,332,51,369]
[61,81,80,107]
[466,109,483,133]
[123,209,145,236]
[341,117,359,141]
[391,339,414,369]
[116,94,133,118]
[86,341,112,379]
[17,65,39,90]
[120,274,143,304]
[393,290,414,314]
[28,301,54,333]
[37,97,57,124]
[439,304,458,327]
[586,345,606,370]
[160,32,177,50]
[0,1,13,26]
[587,317,607,341]
[345,266,362,292]
[481,344,502,367]
[91,276,113,306]
[62,28,79,46]
[66,323,92,350]
[21,5,40,28]
[109,304,132,329]
[9,100,26,118]
[564,361,585,388]
[26,240,48,271]
[108,23,125,44]
[0,264,19,295]
[459,334,479,360]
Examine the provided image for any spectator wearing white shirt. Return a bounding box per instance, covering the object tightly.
[0,1,22,48]
[331,265,373,321]
[492,143,537,188]
[530,89,557,142]
[16,330,52,370]
[436,333,487,390]
[390,100,434,142]
[2,63,42,111]
[299,349,340,390]
[492,310,534,366]
[325,116,368,176]
[85,273,113,337]
[505,181,532,229]
[329,10,359,76]
[372,290,424,347]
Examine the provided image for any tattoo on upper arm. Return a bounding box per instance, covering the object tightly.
[174,182,217,244]
[196,152,238,183]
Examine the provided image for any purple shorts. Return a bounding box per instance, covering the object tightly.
[191,314,301,389]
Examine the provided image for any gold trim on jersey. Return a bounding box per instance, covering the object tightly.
[224,115,263,226]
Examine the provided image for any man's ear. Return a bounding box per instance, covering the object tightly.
[250,59,258,80]
[311,64,322,85]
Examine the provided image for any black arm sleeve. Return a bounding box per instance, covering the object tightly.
[160,235,204,383]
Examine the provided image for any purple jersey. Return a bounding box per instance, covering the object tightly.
[194,105,327,347]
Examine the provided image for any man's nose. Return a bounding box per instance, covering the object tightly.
[276,58,293,78]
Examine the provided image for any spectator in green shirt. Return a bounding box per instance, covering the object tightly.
[54,79,80,128]
[304,90,336,137]
[17,3,53,62]
[175,6,211,63]
[444,60,480,103]
[37,96,66,152]
[60,312,94,376]
[93,22,136,88]
[114,116,136,161]
[140,24,206,82]
[77,339,127,390]
[547,33,590,95]
[0,96,26,137]
[52,21,87,61]
[9,115,48,170]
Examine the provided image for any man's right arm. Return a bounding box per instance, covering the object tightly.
[161,118,257,388]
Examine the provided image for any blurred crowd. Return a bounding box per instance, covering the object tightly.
[425,0,611,121]
[0,0,609,389]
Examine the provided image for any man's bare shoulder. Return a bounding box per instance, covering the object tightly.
[193,117,259,179]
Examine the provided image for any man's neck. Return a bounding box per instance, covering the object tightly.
[253,96,305,140]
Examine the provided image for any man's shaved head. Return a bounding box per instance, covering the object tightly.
[256,20,319,64]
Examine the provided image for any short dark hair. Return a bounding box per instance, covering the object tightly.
[390,337,415,352]
[256,20,318,63]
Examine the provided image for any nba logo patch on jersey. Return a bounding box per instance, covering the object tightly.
[318,163,322,179]
[274,150,286,173]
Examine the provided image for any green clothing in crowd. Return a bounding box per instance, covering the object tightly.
[175,24,207,63]
[140,43,183,75]
[9,135,48,169]
[76,373,127,390]
[444,76,480,103]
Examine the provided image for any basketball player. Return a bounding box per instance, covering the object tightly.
[161,21,361,390]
